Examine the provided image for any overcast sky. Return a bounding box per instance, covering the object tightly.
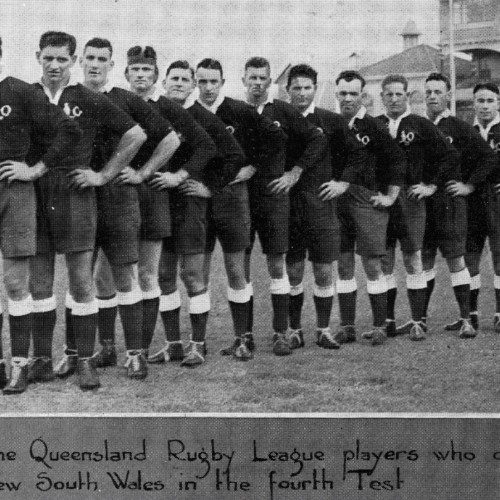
[0,0,440,93]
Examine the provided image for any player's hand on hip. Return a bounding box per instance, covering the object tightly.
[0,161,34,183]
[370,192,395,208]
[268,170,300,194]
[318,180,349,201]
[149,171,181,190]
[67,169,105,189]
[114,166,143,185]
[178,179,212,198]
[229,165,256,185]
[445,180,473,197]
[408,182,436,200]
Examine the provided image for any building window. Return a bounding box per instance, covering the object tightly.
[453,0,495,25]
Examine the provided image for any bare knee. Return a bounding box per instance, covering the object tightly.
[312,263,333,287]
[287,260,305,286]
[403,251,423,275]
[337,253,355,280]
[267,254,285,279]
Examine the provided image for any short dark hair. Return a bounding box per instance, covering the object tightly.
[335,70,366,89]
[425,72,451,91]
[85,37,113,57]
[166,60,194,79]
[196,58,223,79]
[125,45,158,82]
[287,64,317,87]
[381,74,408,92]
[39,31,76,56]
[473,82,500,95]
[244,57,270,72]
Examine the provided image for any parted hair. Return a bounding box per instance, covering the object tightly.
[39,31,77,56]
[287,64,318,87]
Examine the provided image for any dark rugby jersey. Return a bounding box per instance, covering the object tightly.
[473,120,500,184]
[186,101,246,192]
[377,113,457,187]
[146,93,216,180]
[346,111,406,191]
[435,114,497,187]
[213,96,286,174]
[91,86,173,172]
[0,76,80,167]
[32,81,136,170]
[258,98,327,178]
[304,106,388,191]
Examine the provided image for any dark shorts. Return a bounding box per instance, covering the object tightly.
[0,180,36,258]
[338,184,389,258]
[162,191,207,255]
[96,184,141,266]
[35,169,97,254]
[247,176,289,255]
[466,186,500,258]
[206,183,251,254]
[387,187,426,254]
[286,190,339,264]
[422,191,467,260]
[136,183,171,241]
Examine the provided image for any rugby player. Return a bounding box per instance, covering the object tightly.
[125,46,217,367]
[377,74,456,341]
[194,58,286,356]
[240,57,327,355]
[411,73,496,338]
[334,70,406,345]
[0,37,80,394]
[459,82,500,332]
[159,60,252,360]
[29,31,146,390]
[286,64,366,348]
[54,37,180,380]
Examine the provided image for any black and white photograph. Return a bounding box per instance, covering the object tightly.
[0,0,500,497]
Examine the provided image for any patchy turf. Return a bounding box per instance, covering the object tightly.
[1,246,500,414]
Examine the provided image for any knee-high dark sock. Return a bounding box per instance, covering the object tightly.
[117,289,143,351]
[423,269,436,319]
[65,293,76,352]
[407,273,427,322]
[72,300,98,358]
[228,287,250,338]
[189,291,210,343]
[289,283,304,330]
[386,274,397,321]
[9,296,32,358]
[32,297,57,359]
[142,289,160,350]
[313,284,335,329]
[246,283,254,333]
[337,279,357,326]
[97,295,117,346]
[270,277,290,334]
[469,275,481,313]
[367,279,388,327]
[451,268,471,319]
[160,291,181,342]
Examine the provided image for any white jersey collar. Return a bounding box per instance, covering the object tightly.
[431,108,451,125]
[197,93,225,114]
[474,112,500,141]
[385,107,411,139]
[38,74,79,105]
[144,86,163,103]
[246,93,274,115]
[348,106,367,129]
[302,102,316,117]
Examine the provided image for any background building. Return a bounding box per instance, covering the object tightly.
[440,0,500,121]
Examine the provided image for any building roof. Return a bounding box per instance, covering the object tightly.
[359,44,472,79]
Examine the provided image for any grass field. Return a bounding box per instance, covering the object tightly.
[1,245,500,414]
